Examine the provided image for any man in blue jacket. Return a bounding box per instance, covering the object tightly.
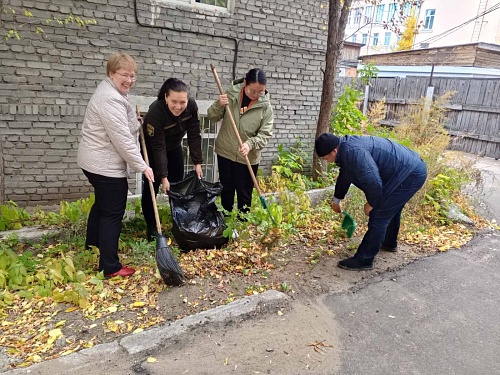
[315,133,427,271]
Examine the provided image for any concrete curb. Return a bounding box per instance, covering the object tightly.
[3,290,289,374]
[0,227,58,242]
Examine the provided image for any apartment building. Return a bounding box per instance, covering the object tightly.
[345,0,500,55]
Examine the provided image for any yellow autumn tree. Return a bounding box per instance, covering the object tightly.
[394,10,418,51]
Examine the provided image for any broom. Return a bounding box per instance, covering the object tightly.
[209,64,277,225]
[137,106,184,286]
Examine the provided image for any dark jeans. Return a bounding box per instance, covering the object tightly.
[217,154,258,214]
[354,160,428,263]
[142,146,184,230]
[82,169,128,275]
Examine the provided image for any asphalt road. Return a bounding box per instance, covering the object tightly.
[327,230,500,375]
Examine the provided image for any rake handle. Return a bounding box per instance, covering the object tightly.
[137,105,162,235]
[210,64,263,196]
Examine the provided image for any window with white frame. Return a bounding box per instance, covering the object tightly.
[384,32,391,45]
[347,9,353,24]
[373,33,379,46]
[401,2,412,16]
[159,0,232,13]
[388,2,397,21]
[182,115,220,182]
[375,4,385,22]
[354,8,363,24]
[362,33,368,44]
[351,34,357,42]
[364,6,373,23]
[424,9,435,29]
[195,0,227,6]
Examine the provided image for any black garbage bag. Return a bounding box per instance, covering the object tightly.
[169,171,228,251]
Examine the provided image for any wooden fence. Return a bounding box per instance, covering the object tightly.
[341,76,500,159]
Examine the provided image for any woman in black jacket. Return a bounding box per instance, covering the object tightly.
[142,78,203,240]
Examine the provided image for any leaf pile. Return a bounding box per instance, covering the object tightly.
[1,267,166,367]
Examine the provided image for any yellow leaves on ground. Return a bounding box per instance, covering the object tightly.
[47,328,62,345]
[103,320,134,334]
[0,266,166,368]
[180,242,276,280]
[1,190,489,369]
[402,223,473,252]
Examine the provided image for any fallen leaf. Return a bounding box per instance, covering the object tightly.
[131,301,146,308]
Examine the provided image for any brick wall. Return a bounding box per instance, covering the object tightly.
[0,0,333,206]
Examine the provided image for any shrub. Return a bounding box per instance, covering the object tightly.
[0,201,30,231]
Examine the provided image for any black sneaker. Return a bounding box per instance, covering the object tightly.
[381,246,398,253]
[338,257,373,271]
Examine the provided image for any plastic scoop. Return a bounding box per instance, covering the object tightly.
[341,211,357,238]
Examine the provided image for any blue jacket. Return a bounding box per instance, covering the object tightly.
[334,136,423,208]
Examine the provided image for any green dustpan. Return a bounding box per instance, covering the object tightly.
[341,211,357,238]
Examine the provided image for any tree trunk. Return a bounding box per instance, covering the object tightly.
[312,0,352,181]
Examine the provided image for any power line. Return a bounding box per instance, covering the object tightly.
[413,2,500,48]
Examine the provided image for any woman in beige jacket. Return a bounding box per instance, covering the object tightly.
[77,52,154,278]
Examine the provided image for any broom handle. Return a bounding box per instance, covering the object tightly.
[137,106,162,235]
[210,64,263,196]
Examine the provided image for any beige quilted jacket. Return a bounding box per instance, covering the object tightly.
[77,78,147,178]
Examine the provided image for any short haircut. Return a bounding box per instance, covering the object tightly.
[106,52,137,77]
[157,78,189,100]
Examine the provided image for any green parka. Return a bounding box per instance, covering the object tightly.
[207,78,274,165]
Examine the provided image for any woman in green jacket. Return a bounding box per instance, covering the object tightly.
[207,68,274,216]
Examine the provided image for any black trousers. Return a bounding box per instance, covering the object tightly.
[142,146,184,230]
[217,154,258,214]
[83,169,128,275]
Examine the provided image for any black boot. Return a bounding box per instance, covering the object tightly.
[381,245,398,253]
[147,225,158,242]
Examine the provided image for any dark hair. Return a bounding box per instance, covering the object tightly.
[245,68,267,85]
[157,78,189,100]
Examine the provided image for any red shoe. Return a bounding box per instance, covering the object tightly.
[105,266,136,278]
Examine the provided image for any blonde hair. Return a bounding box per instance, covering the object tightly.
[106,52,137,76]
